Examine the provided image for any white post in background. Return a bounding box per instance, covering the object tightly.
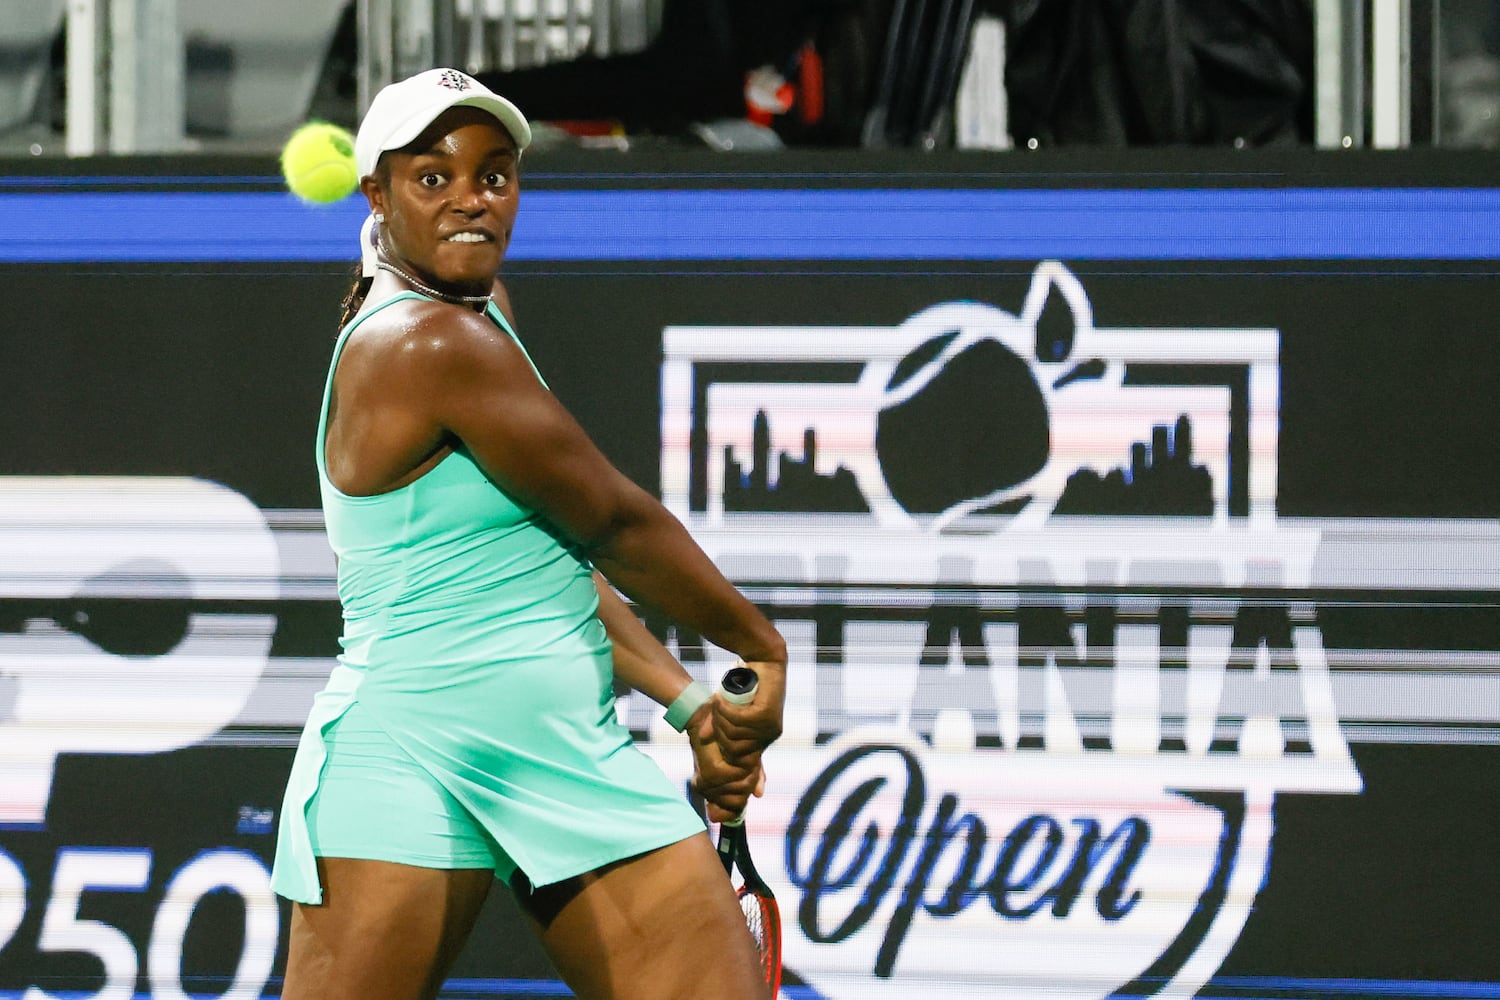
[614,0,648,53]
[147,0,184,151]
[65,0,105,156]
[1315,0,1369,147]
[1314,0,1344,146]
[1371,0,1411,147]
[66,0,111,154]
[954,16,1010,150]
[107,0,183,153]
[591,0,610,57]
[532,0,550,66]
[433,0,459,71]
[108,0,136,150]
[358,0,395,120]
[394,0,437,80]
[356,0,649,112]
[500,0,519,71]
[564,0,581,62]
[460,0,485,73]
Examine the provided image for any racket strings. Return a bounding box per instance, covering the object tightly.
[739,888,782,992]
[739,890,766,947]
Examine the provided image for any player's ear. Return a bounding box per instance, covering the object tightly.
[361,175,386,217]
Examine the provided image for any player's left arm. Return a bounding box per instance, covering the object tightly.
[592,572,762,817]
[592,570,699,710]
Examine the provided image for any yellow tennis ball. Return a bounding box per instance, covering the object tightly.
[280,122,359,205]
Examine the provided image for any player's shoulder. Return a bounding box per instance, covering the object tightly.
[352,294,515,374]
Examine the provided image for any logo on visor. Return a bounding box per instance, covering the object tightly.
[437,70,474,92]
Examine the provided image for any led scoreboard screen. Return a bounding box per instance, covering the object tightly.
[0,154,1497,1000]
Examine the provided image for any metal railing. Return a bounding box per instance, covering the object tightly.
[65,0,183,155]
[33,0,1448,155]
[1314,0,1414,148]
[355,0,661,119]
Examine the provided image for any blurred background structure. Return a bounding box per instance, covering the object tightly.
[4,0,1499,158]
[3,6,1500,1000]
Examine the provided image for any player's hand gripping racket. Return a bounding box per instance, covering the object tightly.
[715,665,783,997]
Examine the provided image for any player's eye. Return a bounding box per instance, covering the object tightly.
[418,172,443,188]
[484,171,506,188]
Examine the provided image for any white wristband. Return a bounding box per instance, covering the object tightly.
[664,680,711,732]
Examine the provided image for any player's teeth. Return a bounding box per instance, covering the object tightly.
[448,232,487,242]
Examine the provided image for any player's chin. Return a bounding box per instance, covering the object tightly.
[434,240,505,280]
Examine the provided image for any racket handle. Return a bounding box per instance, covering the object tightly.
[719,662,759,705]
[718,663,759,829]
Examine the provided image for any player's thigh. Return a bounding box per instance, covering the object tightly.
[528,832,766,1000]
[282,857,493,1000]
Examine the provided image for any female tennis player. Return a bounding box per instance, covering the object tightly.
[270,68,786,1000]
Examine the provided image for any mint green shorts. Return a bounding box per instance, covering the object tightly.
[305,701,520,884]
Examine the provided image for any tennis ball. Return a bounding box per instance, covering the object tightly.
[280,122,359,205]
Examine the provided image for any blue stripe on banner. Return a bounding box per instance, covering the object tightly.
[1209,978,1500,998]
[1,978,1496,999]
[4,187,1500,262]
[448,983,819,1000]
[437,979,575,996]
[1114,980,1500,1000]
[0,175,274,188]
[438,980,825,998]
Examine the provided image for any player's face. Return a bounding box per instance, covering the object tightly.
[369,107,520,294]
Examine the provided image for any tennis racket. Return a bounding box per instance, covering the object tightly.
[715,665,783,997]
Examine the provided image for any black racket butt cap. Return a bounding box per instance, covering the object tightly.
[721,665,759,699]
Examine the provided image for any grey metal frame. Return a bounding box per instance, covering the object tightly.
[355,0,659,116]
[1372,0,1413,146]
[1317,0,1365,146]
[51,0,1418,154]
[1315,0,1417,148]
[65,0,184,155]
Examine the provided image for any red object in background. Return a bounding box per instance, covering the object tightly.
[798,41,825,126]
[545,119,626,138]
[745,66,795,127]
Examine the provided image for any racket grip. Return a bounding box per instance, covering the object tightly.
[719,661,759,705]
[717,663,759,829]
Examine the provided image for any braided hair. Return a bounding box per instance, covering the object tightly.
[338,161,387,329]
[339,270,373,330]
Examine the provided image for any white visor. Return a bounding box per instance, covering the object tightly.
[354,68,531,178]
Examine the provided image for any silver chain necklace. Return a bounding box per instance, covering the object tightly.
[375,234,491,307]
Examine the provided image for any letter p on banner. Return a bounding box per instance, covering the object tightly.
[0,477,279,826]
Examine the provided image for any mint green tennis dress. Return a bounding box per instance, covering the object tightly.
[271,291,704,905]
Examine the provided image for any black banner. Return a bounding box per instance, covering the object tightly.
[1,154,1496,1000]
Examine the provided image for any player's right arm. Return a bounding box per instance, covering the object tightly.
[386,303,787,755]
